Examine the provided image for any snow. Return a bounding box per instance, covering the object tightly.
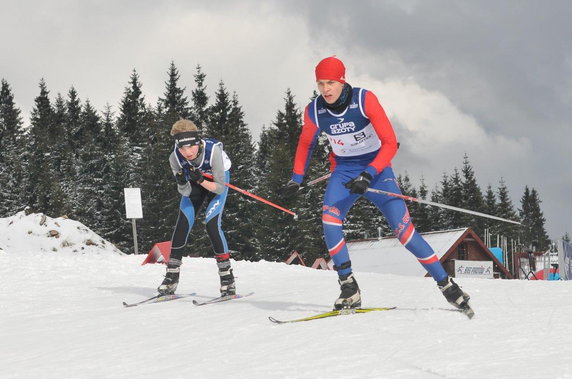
[2,213,572,378]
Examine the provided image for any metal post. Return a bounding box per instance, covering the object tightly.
[131,218,139,255]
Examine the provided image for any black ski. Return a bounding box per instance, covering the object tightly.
[192,292,254,306]
[122,293,196,308]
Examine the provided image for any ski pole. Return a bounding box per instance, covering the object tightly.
[366,188,521,225]
[202,173,298,219]
[305,173,331,187]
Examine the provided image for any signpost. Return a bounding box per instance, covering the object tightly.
[124,188,143,254]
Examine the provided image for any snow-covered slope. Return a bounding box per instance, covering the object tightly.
[0,211,123,256]
[1,213,572,378]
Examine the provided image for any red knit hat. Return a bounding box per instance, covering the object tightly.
[315,56,346,83]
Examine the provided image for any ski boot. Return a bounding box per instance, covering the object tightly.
[437,277,470,309]
[158,258,181,295]
[334,273,361,310]
[217,259,236,297]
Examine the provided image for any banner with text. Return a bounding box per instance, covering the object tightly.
[454,260,493,279]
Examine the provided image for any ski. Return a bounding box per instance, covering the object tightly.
[460,305,475,319]
[268,307,397,324]
[122,293,196,308]
[192,292,254,306]
[269,304,475,323]
[394,306,475,319]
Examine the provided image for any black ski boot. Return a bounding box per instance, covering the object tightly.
[217,259,236,297]
[437,277,470,309]
[158,259,181,295]
[334,273,361,310]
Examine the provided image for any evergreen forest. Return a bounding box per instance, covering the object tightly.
[0,63,557,265]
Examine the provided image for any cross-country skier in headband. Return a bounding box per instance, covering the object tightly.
[157,119,235,298]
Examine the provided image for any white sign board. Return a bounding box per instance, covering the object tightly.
[454,260,493,279]
[124,188,143,219]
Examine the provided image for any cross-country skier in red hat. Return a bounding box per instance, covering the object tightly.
[279,56,472,314]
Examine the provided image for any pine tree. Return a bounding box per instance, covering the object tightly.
[484,185,497,218]
[413,176,432,232]
[0,79,25,216]
[496,178,519,241]
[483,184,497,236]
[116,70,150,188]
[97,105,132,251]
[222,93,258,259]
[160,61,190,119]
[461,154,485,236]
[519,186,550,251]
[62,87,84,218]
[445,168,464,229]
[429,184,444,231]
[191,65,209,128]
[254,90,304,261]
[73,100,104,225]
[26,80,68,216]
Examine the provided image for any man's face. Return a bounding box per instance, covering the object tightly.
[179,144,200,160]
[317,80,344,104]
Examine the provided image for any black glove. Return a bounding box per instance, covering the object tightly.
[278,180,300,199]
[188,167,204,183]
[175,172,189,185]
[345,171,373,195]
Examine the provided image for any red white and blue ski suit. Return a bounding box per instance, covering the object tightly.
[291,87,448,281]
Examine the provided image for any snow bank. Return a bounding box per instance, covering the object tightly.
[0,211,124,256]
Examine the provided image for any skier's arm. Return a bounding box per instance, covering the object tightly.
[201,144,226,194]
[362,90,398,177]
[291,106,320,184]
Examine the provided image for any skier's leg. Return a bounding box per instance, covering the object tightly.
[158,194,201,294]
[365,167,448,282]
[323,169,361,309]
[366,168,470,308]
[204,171,234,296]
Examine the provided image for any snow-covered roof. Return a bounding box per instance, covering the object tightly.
[349,228,468,276]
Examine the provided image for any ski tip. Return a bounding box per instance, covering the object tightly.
[463,307,475,319]
[268,316,286,324]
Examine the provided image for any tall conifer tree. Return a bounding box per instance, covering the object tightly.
[26,80,68,216]
[413,177,432,232]
[97,105,132,251]
[496,178,519,241]
[116,70,149,187]
[461,155,485,236]
[0,79,25,216]
[519,186,550,251]
[191,65,209,128]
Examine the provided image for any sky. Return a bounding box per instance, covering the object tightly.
[1,0,570,241]
[2,211,572,378]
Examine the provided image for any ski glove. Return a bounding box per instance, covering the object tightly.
[188,167,204,183]
[345,171,373,195]
[278,180,300,199]
[175,172,189,185]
